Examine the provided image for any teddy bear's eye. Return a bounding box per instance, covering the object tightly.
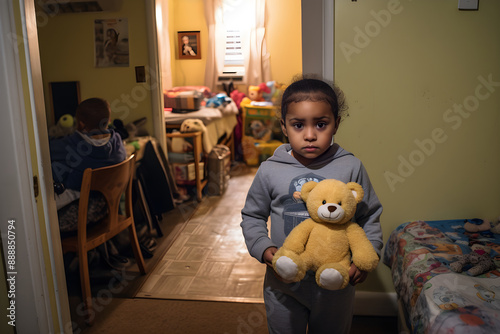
[338,201,342,206]
[322,200,326,205]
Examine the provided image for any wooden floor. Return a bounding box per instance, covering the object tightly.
[136,165,266,303]
[70,163,398,333]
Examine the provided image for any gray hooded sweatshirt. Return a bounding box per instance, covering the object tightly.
[241,143,383,263]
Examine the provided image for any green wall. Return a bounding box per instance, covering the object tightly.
[335,0,500,292]
[37,0,154,134]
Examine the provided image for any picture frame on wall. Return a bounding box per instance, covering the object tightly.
[178,31,201,59]
[95,18,130,67]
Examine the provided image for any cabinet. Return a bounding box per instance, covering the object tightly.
[166,131,207,201]
[241,105,285,166]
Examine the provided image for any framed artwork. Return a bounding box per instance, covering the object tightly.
[177,31,201,59]
[94,18,129,67]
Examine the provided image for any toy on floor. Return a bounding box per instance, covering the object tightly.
[272,179,380,290]
[449,244,497,276]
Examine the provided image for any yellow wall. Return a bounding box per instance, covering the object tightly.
[37,0,154,134]
[267,0,302,84]
[170,0,302,90]
[170,0,207,87]
[335,1,500,292]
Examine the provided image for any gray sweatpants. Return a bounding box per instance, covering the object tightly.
[263,268,355,334]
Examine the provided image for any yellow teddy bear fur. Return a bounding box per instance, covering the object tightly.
[272,179,379,290]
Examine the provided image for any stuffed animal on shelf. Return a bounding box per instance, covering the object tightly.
[249,120,272,141]
[449,244,497,276]
[272,179,379,290]
[240,84,272,107]
[180,118,212,153]
[48,114,75,138]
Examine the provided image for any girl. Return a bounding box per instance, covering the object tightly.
[240,77,383,333]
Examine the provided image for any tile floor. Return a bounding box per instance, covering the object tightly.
[136,165,267,303]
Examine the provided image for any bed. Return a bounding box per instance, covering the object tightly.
[164,106,237,149]
[383,219,500,334]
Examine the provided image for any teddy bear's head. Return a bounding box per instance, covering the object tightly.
[180,119,206,133]
[300,179,364,225]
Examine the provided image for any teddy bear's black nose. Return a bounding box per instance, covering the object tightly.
[328,206,337,212]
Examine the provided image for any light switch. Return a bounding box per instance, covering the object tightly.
[458,0,478,10]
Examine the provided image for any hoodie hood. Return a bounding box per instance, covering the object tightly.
[267,143,353,169]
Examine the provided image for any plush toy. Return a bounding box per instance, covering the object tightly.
[272,179,380,290]
[464,219,491,233]
[230,89,246,109]
[449,244,497,276]
[240,84,272,107]
[205,93,232,108]
[249,120,272,141]
[48,114,75,138]
[180,118,212,153]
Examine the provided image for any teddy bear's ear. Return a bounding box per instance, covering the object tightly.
[300,181,318,202]
[346,182,364,203]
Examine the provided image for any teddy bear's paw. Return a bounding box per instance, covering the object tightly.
[318,268,346,290]
[275,256,299,281]
[353,257,379,272]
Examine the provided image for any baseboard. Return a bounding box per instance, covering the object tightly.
[353,291,398,316]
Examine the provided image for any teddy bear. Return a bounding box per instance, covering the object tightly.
[272,179,380,290]
[449,243,497,276]
[180,118,212,153]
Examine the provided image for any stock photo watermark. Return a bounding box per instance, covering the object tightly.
[5,219,17,327]
[384,74,500,192]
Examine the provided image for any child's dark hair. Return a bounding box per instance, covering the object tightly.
[280,75,348,122]
[75,98,111,131]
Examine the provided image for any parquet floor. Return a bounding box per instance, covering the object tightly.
[136,165,267,303]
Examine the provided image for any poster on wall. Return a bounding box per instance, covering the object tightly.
[94,18,129,67]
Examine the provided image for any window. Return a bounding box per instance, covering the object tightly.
[206,0,269,90]
[217,1,248,83]
[224,29,243,67]
[218,28,245,83]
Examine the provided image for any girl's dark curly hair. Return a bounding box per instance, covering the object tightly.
[280,74,349,123]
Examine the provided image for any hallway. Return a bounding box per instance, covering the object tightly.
[73,163,397,333]
[135,165,265,303]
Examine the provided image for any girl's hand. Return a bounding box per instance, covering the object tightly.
[263,247,278,268]
[263,247,294,283]
[349,263,368,286]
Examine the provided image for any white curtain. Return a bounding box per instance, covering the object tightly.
[203,0,271,91]
[156,0,173,90]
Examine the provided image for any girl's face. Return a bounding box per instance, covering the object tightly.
[281,100,339,166]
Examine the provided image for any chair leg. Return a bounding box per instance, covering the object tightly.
[78,248,94,325]
[128,224,146,274]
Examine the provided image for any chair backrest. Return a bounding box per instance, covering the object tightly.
[77,155,136,237]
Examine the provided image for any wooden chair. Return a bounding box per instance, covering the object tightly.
[60,155,146,325]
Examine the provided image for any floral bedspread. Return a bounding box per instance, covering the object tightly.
[383,219,500,333]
